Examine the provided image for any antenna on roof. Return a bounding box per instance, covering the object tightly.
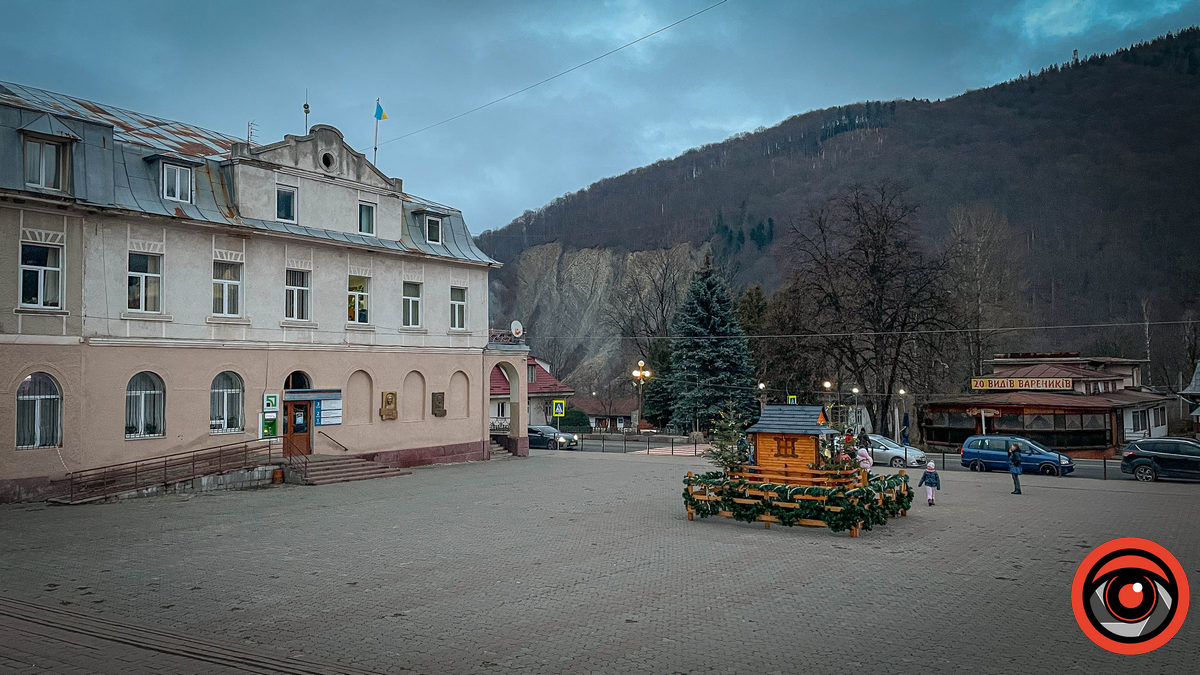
[246,120,257,146]
[303,88,310,133]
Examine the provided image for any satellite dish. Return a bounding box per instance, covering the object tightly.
[510,320,524,338]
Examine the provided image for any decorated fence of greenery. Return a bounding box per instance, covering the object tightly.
[682,470,913,536]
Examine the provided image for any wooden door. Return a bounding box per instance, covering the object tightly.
[283,401,311,456]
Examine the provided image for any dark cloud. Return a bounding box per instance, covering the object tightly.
[2,0,1198,232]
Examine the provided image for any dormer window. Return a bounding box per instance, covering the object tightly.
[425,215,442,244]
[277,186,297,222]
[24,138,64,190]
[359,203,375,234]
[162,164,192,203]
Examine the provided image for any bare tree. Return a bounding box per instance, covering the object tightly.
[944,203,1023,376]
[782,182,958,435]
[601,244,696,361]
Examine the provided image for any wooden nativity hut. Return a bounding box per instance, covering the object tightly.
[745,405,839,472]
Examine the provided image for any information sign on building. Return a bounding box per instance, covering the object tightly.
[970,377,1073,390]
[314,398,342,426]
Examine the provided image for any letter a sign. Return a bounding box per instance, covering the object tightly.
[552,400,565,417]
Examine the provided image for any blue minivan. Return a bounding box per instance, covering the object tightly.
[959,434,1076,476]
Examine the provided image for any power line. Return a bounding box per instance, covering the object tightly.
[372,0,731,147]
[528,319,1196,341]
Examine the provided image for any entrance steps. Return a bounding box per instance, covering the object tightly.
[300,455,411,485]
[489,440,515,459]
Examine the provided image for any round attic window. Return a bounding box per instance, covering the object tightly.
[320,152,336,170]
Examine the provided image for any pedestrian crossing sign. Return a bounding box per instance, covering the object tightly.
[787,395,797,405]
[552,400,565,417]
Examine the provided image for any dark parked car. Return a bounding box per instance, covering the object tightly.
[527,425,579,450]
[960,434,1076,476]
[1120,437,1200,481]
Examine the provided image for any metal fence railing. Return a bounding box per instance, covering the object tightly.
[60,437,284,504]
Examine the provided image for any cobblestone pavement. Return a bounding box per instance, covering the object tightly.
[2,450,1198,674]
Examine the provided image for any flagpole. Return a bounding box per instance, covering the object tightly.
[373,98,380,165]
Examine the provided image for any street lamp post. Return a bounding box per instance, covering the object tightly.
[894,388,906,443]
[851,387,860,432]
[632,360,652,433]
[757,382,766,412]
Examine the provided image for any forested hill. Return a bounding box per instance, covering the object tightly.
[478,27,1200,333]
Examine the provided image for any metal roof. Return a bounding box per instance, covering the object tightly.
[1,80,498,266]
[745,405,837,436]
[991,363,1121,381]
[0,80,239,157]
[1183,361,1200,396]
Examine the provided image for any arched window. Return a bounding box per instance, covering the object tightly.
[210,371,243,433]
[125,371,165,438]
[16,372,62,448]
[284,370,311,390]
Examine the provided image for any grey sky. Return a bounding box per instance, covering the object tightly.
[3,0,1197,233]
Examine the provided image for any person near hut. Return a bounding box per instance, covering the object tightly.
[1008,442,1023,495]
[856,444,873,471]
[856,427,870,450]
[918,461,941,506]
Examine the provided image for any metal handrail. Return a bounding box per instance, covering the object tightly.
[64,437,283,503]
[317,430,349,452]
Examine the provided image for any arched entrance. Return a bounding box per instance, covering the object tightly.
[283,370,313,456]
[488,359,526,456]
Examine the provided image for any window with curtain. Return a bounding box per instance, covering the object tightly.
[16,372,62,448]
[125,371,165,438]
[209,371,243,433]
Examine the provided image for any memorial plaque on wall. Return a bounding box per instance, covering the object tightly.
[431,391,446,417]
[380,391,398,420]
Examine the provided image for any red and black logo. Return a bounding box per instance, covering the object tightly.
[1071,537,1189,655]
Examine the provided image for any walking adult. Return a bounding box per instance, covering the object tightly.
[857,427,870,450]
[1008,442,1023,494]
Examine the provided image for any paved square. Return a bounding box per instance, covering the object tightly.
[2,451,1198,673]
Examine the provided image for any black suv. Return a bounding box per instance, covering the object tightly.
[1120,437,1200,481]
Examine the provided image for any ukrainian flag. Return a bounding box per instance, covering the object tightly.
[374,102,388,121]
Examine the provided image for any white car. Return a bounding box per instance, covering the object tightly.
[867,434,927,468]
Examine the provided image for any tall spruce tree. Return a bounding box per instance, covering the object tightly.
[669,263,757,431]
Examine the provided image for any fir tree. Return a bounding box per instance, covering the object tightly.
[641,339,676,426]
[669,264,757,431]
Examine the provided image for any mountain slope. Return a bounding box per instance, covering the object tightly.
[480,28,1200,387]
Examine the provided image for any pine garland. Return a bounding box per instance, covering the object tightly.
[682,472,912,534]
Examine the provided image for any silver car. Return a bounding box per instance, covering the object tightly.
[867,434,926,468]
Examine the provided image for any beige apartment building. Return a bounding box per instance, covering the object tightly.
[0,81,528,501]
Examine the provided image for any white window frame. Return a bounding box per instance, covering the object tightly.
[276,186,297,223]
[162,164,192,203]
[20,243,62,309]
[348,275,370,324]
[402,282,422,327]
[450,286,467,330]
[212,261,242,317]
[125,372,165,439]
[209,371,244,434]
[24,138,63,190]
[127,252,162,313]
[285,269,310,321]
[425,215,442,244]
[16,372,62,449]
[359,202,375,234]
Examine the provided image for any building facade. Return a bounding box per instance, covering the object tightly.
[921,353,1171,458]
[0,81,528,501]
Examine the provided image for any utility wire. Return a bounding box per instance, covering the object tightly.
[373,0,731,147]
[530,319,1197,341]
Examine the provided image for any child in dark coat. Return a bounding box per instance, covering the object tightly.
[917,461,940,506]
